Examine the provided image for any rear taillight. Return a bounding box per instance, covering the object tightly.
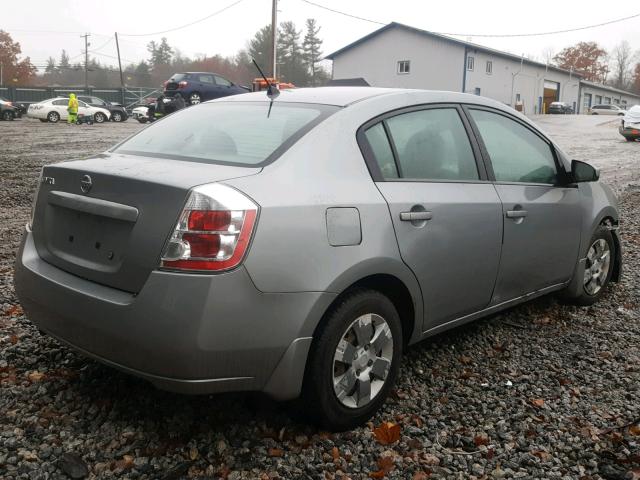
[178,81,188,89]
[160,184,258,272]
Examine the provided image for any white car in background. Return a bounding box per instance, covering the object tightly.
[589,104,627,116]
[27,97,111,123]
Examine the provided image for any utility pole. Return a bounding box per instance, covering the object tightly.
[271,0,277,79]
[115,32,125,105]
[81,33,91,91]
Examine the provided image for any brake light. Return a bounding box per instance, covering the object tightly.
[178,80,188,89]
[160,184,258,272]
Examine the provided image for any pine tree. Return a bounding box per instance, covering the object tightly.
[247,25,272,74]
[58,50,70,72]
[277,21,308,85]
[302,19,323,86]
[45,57,56,74]
[147,37,173,68]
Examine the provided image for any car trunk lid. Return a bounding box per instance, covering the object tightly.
[31,153,260,293]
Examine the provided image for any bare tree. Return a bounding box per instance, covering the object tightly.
[541,46,555,65]
[610,41,634,89]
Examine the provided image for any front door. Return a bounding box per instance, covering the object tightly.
[466,107,582,304]
[360,106,503,330]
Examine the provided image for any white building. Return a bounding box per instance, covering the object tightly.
[579,80,640,111]
[327,22,640,114]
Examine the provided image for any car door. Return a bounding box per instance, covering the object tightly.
[465,107,582,305]
[195,74,216,100]
[359,105,503,331]
[214,75,235,98]
[52,99,68,119]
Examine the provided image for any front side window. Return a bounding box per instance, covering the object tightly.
[366,108,479,181]
[115,102,336,166]
[397,60,410,74]
[92,97,106,106]
[215,75,232,86]
[469,109,558,184]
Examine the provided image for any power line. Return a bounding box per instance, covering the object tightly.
[119,0,247,37]
[300,0,640,38]
[90,36,114,53]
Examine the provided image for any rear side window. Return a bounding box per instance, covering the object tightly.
[469,109,558,184]
[365,108,479,181]
[197,74,214,84]
[114,102,337,166]
[364,123,398,178]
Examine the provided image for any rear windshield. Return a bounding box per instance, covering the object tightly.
[114,102,337,166]
[169,73,188,82]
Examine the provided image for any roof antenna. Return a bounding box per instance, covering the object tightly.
[252,58,279,117]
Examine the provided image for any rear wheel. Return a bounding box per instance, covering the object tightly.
[47,111,60,123]
[302,289,402,431]
[563,227,614,306]
[111,111,123,122]
[189,92,201,105]
[94,112,107,123]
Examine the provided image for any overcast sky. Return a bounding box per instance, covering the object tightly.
[4,0,640,71]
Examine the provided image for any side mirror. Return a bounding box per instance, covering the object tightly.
[571,160,600,183]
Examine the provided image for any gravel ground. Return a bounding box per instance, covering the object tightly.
[1,117,639,480]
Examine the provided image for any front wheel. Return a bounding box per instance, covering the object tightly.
[562,227,614,306]
[94,112,107,123]
[2,110,14,121]
[302,289,403,431]
[111,111,124,122]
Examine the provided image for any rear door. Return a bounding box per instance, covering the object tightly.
[359,105,503,331]
[195,74,216,100]
[465,107,581,304]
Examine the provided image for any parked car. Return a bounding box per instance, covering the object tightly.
[619,104,640,142]
[15,88,622,430]
[0,97,25,117]
[548,101,574,114]
[0,98,20,120]
[77,95,128,122]
[589,104,626,116]
[163,72,250,105]
[27,97,111,123]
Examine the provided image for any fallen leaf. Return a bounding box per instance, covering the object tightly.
[370,454,395,478]
[9,334,18,344]
[268,448,284,457]
[373,422,401,445]
[473,434,490,446]
[413,472,431,479]
[459,355,472,365]
[531,398,545,408]
[189,447,199,460]
[28,371,45,382]
[531,450,551,461]
[3,305,23,317]
[629,424,640,436]
[331,447,340,460]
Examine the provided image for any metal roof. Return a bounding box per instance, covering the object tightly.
[580,80,640,99]
[325,22,581,77]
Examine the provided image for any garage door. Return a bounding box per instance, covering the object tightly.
[543,81,559,114]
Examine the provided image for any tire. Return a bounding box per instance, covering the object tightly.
[94,112,107,123]
[136,117,148,124]
[188,92,201,105]
[47,111,60,123]
[39,119,48,123]
[301,289,403,431]
[563,226,615,306]
[2,110,14,121]
[111,111,123,122]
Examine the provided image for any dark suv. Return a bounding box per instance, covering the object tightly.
[163,72,249,105]
[77,96,128,122]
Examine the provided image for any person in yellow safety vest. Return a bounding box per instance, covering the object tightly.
[67,93,79,124]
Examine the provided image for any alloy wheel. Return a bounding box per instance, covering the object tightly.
[583,238,611,296]
[332,313,394,409]
[112,112,122,122]
[189,93,201,105]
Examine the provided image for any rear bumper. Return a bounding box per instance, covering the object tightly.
[619,126,640,140]
[14,227,335,399]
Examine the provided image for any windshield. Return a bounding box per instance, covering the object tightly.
[114,102,338,166]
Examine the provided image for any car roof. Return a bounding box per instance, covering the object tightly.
[216,86,515,110]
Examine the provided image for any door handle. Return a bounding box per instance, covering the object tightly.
[506,210,528,219]
[400,211,433,221]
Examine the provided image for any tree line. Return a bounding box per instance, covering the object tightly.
[550,40,640,92]
[0,19,327,89]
